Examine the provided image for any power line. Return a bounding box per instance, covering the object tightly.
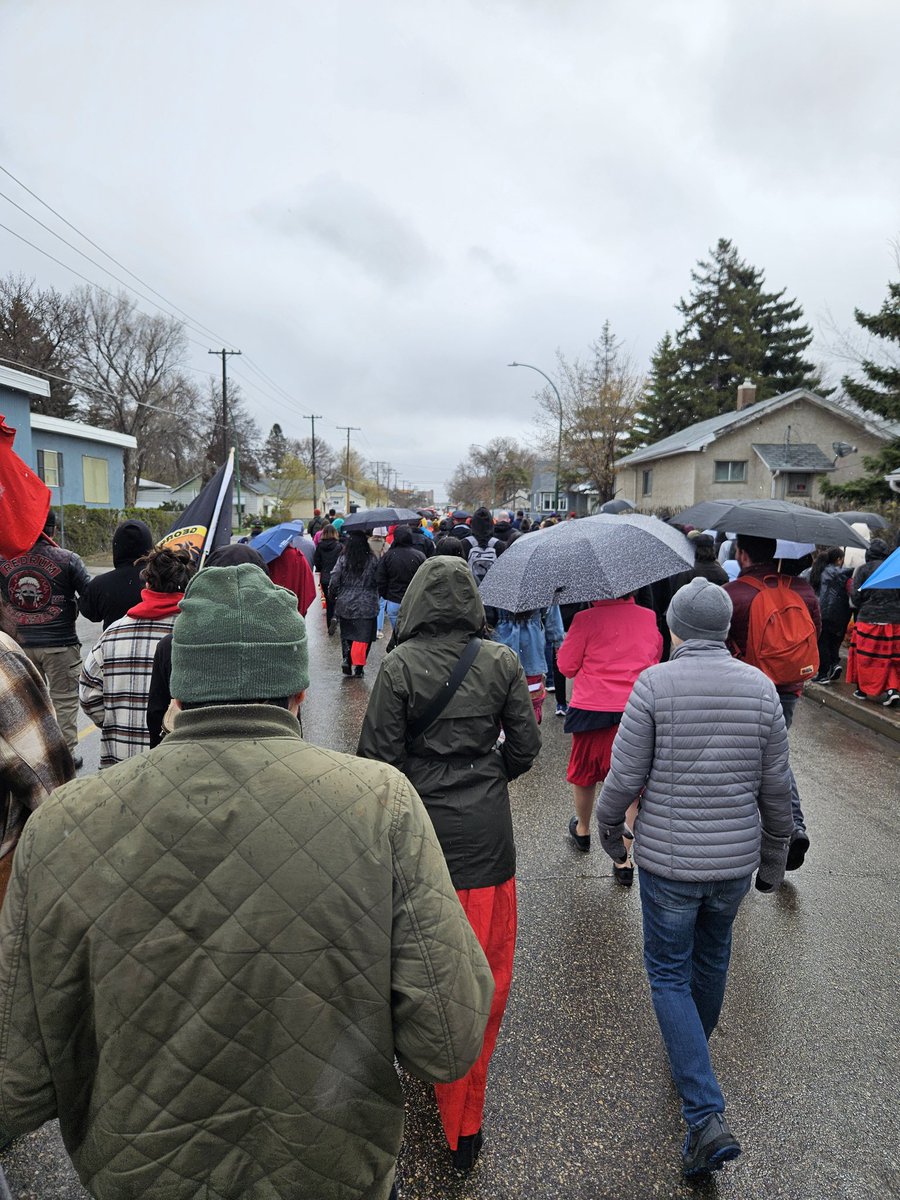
[0,164,322,434]
[0,162,233,345]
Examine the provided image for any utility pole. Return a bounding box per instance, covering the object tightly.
[209,349,242,463]
[336,425,360,512]
[209,347,241,524]
[372,461,390,504]
[303,413,323,513]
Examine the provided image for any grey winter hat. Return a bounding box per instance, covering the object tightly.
[667,577,733,642]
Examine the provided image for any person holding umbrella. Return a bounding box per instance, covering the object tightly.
[848,538,900,706]
[724,535,820,872]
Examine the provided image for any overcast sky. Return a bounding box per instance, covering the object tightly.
[1,0,899,499]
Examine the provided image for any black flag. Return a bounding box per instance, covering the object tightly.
[159,451,234,566]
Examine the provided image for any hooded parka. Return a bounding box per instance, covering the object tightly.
[358,557,540,889]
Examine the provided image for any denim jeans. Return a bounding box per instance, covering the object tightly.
[386,599,402,627]
[777,691,805,835]
[639,869,752,1128]
[377,596,387,633]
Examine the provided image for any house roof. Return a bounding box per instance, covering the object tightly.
[0,364,51,399]
[615,389,899,469]
[30,413,138,449]
[137,478,172,490]
[752,443,835,473]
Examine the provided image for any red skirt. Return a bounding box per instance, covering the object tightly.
[847,622,900,695]
[567,725,618,787]
[434,878,517,1150]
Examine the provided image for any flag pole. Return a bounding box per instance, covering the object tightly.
[198,449,235,570]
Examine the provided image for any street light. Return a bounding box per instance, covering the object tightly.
[509,361,563,514]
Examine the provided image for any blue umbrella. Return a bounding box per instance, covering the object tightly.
[249,521,305,564]
[860,546,900,589]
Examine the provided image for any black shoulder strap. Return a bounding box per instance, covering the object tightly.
[407,638,482,742]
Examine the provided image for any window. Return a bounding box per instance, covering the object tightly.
[83,456,110,504]
[542,495,553,511]
[641,469,653,496]
[36,449,60,488]
[714,460,747,483]
[786,474,810,495]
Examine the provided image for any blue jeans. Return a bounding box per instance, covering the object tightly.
[639,869,752,1127]
[377,597,387,633]
[385,599,402,627]
[777,691,805,835]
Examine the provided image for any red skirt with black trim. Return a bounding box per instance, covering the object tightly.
[847,622,900,695]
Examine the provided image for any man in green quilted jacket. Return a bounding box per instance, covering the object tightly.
[0,564,494,1200]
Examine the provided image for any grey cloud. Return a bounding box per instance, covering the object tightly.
[260,176,437,287]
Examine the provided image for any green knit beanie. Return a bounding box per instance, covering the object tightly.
[171,564,310,702]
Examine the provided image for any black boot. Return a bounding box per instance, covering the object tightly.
[451,1129,483,1172]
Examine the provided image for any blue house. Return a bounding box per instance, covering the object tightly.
[0,364,136,510]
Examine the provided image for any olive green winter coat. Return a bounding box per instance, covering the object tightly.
[0,704,494,1200]
[357,557,541,889]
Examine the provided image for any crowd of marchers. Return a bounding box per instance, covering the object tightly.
[0,502,897,1197]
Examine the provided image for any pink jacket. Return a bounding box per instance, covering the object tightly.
[557,598,663,712]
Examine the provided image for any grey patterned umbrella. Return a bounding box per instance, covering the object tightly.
[478,514,694,611]
[598,497,635,514]
[672,499,869,549]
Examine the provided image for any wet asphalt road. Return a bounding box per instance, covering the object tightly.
[3,600,899,1199]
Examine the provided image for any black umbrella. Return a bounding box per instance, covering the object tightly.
[671,499,869,549]
[340,507,422,533]
[477,514,694,611]
[598,498,635,514]
[833,510,888,531]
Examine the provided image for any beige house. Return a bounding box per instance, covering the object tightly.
[615,384,898,512]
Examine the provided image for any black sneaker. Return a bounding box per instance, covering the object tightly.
[853,689,868,701]
[883,689,900,708]
[829,664,843,682]
[568,815,590,852]
[72,752,84,770]
[785,831,810,871]
[682,1113,741,1178]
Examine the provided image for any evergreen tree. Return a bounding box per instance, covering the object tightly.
[638,332,690,443]
[263,423,291,475]
[666,239,820,434]
[823,274,900,504]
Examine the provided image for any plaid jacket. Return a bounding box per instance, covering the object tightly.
[0,632,73,859]
[79,616,177,768]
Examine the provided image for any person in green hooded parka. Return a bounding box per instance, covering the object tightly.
[358,556,541,1172]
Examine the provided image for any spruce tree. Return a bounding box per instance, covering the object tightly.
[670,238,820,431]
[638,332,691,443]
[823,275,900,504]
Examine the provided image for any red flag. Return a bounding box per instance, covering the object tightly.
[0,416,51,558]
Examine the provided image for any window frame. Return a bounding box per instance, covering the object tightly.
[37,448,60,488]
[641,468,653,496]
[713,459,747,484]
[82,455,110,504]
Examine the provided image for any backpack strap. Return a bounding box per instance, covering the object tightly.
[406,638,482,742]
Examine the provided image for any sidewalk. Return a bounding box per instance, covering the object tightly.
[804,672,900,744]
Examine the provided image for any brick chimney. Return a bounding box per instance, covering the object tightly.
[736,378,757,411]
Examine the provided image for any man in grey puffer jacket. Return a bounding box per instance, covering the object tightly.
[596,577,792,1180]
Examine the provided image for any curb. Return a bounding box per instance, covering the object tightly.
[803,680,900,744]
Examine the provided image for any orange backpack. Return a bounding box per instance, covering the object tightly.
[741,575,819,686]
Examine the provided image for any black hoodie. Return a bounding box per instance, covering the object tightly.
[850,538,900,623]
[79,520,154,629]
